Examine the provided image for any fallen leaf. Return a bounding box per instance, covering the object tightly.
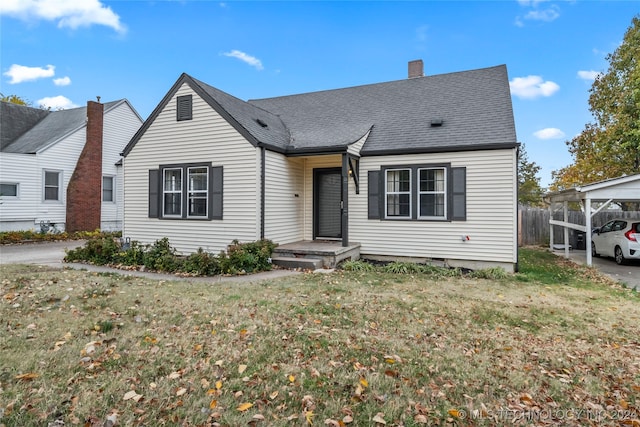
[237,402,253,412]
[176,387,187,396]
[252,414,265,421]
[15,373,39,381]
[359,378,368,388]
[324,419,340,426]
[215,380,223,390]
[342,415,353,424]
[448,409,461,418]
[372,412,386,424]
[123,390,142,401]
[269,391,279,400]
[414,414,428,424]
[289,375,295,383]
[209,400,217,409]
[168,371,181,379]
[238,364,247,374]
[305,410,314,425]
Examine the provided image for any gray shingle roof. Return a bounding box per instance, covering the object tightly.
[1,100,123,154]
[249,65,517,155]
[0,102,50,151]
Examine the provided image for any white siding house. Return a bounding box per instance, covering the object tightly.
[122,62,519,271]
[0,100,142,232]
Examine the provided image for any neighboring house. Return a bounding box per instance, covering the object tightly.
[122,61,519,272]
[0,99,143,232]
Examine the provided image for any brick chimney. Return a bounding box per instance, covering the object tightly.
[66,100,103,232]
[408,59,424,78]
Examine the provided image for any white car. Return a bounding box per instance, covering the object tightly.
[592,219,640,265]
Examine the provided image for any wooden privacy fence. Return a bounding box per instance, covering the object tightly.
[518,206,640,246]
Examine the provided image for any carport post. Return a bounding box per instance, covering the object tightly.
[585,197,592,266]
[549,202,554,252]
[564,201,570,258]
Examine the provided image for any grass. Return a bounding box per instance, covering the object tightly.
[1,248,639,426]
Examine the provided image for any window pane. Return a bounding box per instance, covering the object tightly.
[164,193,181,215]
[45,171,59,186]
[386,194,410,217]
[189,168,208,191]
[420,194,445,217]
[189,196,207,216]
[103,177,114,202]
[164,169,182,191]
[420,169,445,192]
[386,169,410,192]
[0,183,17,197]
[44,171,59,200]
[45,187,59,200]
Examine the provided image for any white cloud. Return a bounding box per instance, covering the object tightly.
[0,0,126,33]
[524,6,560,22]
[53,76,71,86]
[4,64,55,84]
[222,50,264,70]
[415,25,428,42]
[534,128,565,140]
[577,70,601,81]
[509,75,560,99]
[36,95,77,110]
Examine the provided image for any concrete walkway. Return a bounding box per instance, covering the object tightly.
[0,240,302,284]
[553,249,640,290]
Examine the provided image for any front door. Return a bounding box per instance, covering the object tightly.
[314,168,342,239]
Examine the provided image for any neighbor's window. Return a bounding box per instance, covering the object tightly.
[102,176,115,202]
[0,183,18,198]
[385,169,411,218]
[163,168,182,216]
[43,170,61,201]
[188,167,208,217]
[418,168,446,219]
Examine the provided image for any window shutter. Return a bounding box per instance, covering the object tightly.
[451,167,466,221]
[210,166,223,220]
[148,169,160,218]
[177,95,192,121]
[368,170,381,219]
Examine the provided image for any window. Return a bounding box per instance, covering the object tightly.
[188,167,208,217]
[163,168,182,217]
[369,164,466,221]
[385,169,411,218]
[418,168,446,219]
[43,170,61,201]
[0,183,18,198]
[149,163,223,220]
[102,176,115,202]
[177,95,192,121]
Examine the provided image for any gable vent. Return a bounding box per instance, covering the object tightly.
[430,119,443,127]
[256,119,268,128]
[177,95,192,121]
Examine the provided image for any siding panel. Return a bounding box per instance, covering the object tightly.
[264,151,304,243]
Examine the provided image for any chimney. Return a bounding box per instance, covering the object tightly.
[408,59,424,79]
[66,100,104,232]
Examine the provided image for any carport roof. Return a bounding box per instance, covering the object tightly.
[546,173,640,204]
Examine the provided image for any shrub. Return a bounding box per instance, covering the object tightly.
[220,239,276,274]
[382,261,425,274]
[469,267,509,280]
[143,238,179,272]
[64,237,120,265]
[183,249,221,276]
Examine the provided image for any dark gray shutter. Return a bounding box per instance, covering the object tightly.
[368,170,381,220]
[149,169,160,218]
[177,95,192,121]
[451,167,466,221]
[210,166,223,220]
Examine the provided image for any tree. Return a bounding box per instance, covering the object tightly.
[0,93,31,106]
[551,15,640,190]
[518,143,544,206]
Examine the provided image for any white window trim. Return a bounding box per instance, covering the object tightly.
[418,167,447,220]
[0,182,19,200]
[187,166,208,218]
[43,169,63,203]
[385,168,412,219]
[102,175,116,203]
[162,168,183,218]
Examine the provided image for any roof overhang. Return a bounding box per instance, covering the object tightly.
[546,173,640,204]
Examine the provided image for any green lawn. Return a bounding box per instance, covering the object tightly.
[0,248,638,426]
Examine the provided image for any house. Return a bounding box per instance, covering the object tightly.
[122,61,519,272]
[0,99,143,232]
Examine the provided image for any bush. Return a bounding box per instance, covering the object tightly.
[183,249,221,276]
[64,237,120,265]
[382,261,425,274]
[469,267,509,280]
[220,239,276,274]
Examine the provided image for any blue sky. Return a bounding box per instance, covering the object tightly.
[1,1,638,188]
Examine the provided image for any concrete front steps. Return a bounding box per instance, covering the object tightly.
[271,240,361,270]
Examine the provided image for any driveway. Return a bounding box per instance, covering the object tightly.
[554,249,640,290]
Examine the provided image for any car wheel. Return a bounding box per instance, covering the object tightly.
[614,246,625,265]
[592,242,600,257]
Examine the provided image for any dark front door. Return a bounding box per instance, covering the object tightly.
[314,168,342,239]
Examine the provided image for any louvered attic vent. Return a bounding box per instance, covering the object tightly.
[177,95,192,121]
[430,119,443,127]
[256,119,268,128]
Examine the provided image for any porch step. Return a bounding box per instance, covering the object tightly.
[272,256,323,271]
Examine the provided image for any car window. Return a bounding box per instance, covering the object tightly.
[613,221,626,231]
[600,221,614,233]
[634,223,640,233]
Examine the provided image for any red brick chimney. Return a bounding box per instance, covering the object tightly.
[66,100,103,232]
[408,59,424,78]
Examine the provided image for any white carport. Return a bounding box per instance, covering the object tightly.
[546,174,640,266]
